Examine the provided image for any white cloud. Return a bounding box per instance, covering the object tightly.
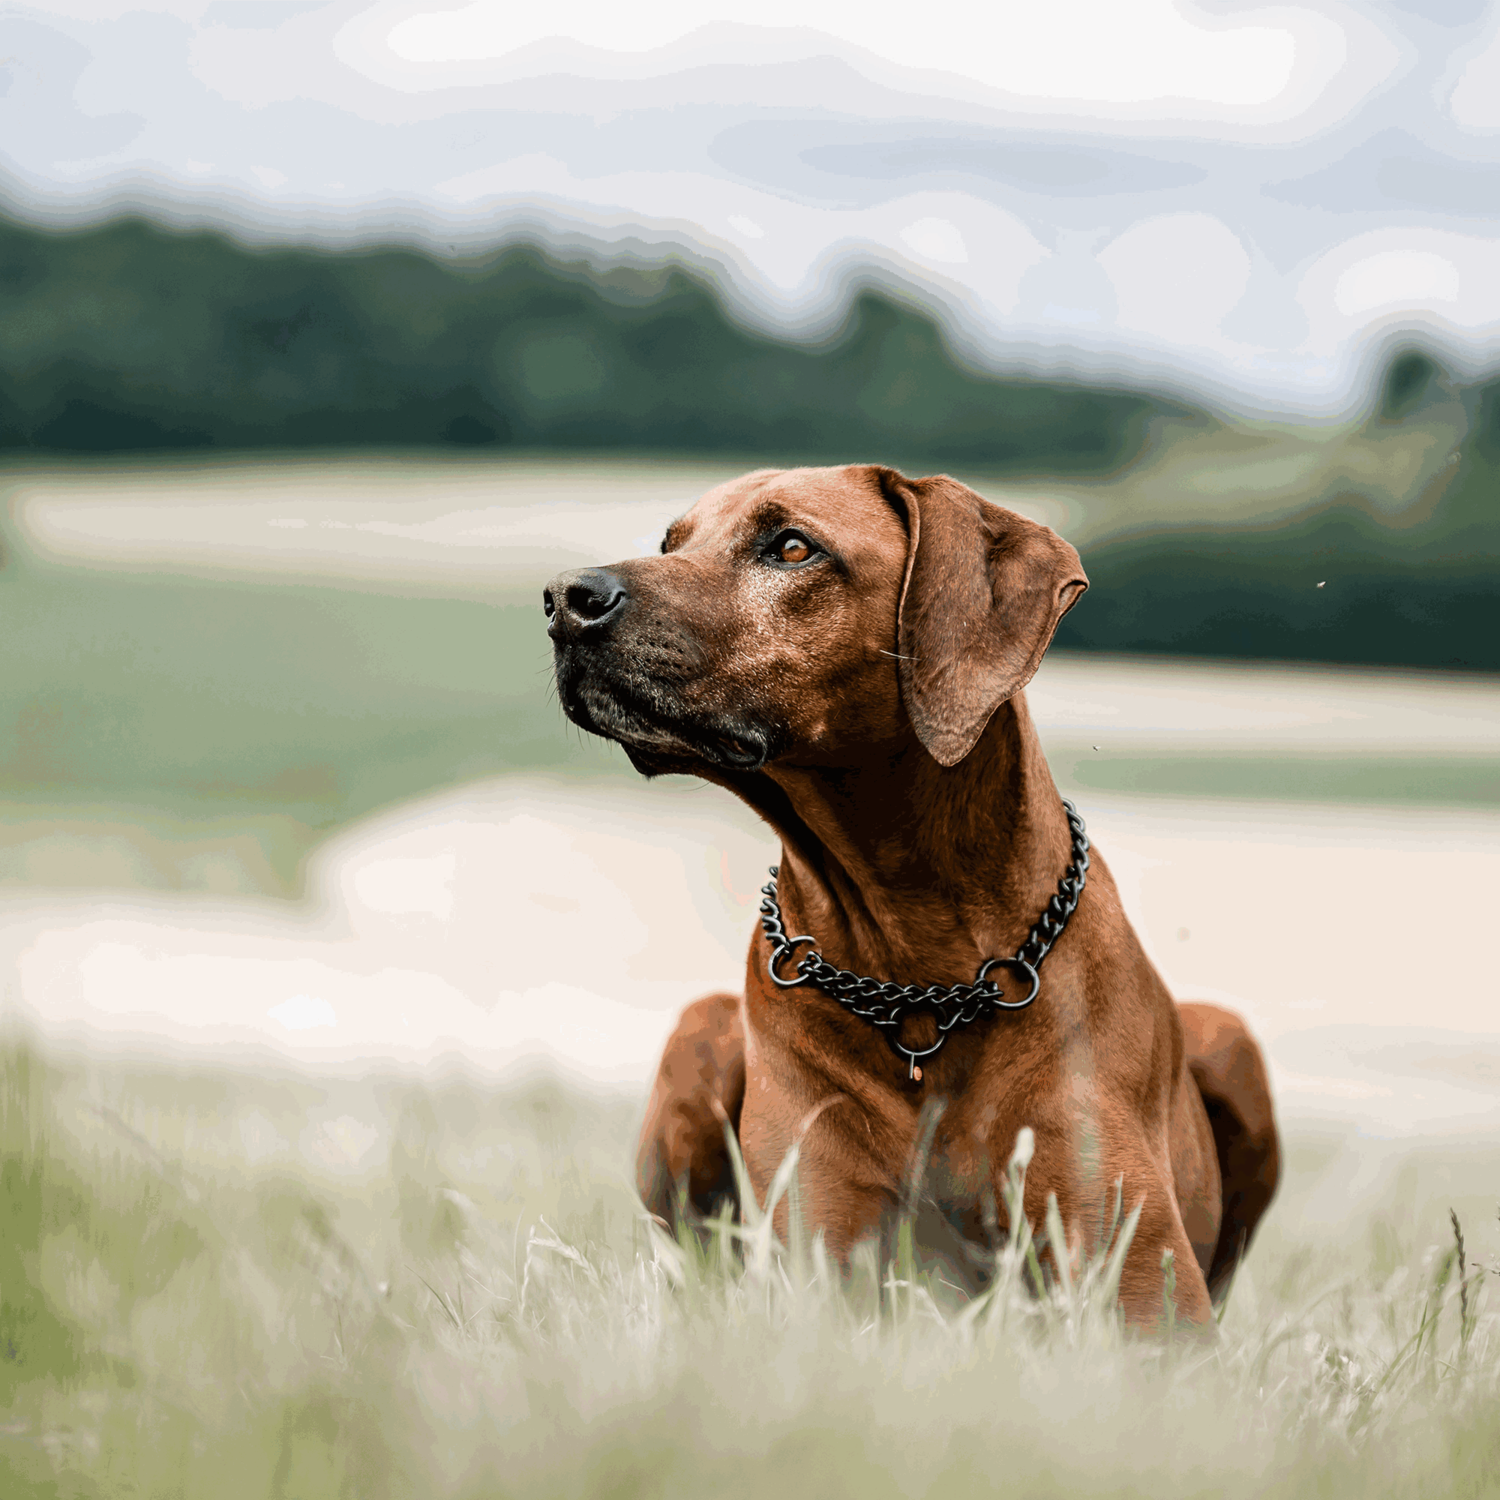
[28,0,204,16]
[1297,229,1500,360]
[249,165,288,188]
[728,215,765,239]
[391,0,1303,108]
[1449,20,1500,130]
[1334,251,1461,317]
[1097,213,1253,346]
[900,217,968,265]
[348,0,1399,134]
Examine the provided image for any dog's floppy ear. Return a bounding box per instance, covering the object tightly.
[876,469,1088,767]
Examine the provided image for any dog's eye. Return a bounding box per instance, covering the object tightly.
[767,530,818,566]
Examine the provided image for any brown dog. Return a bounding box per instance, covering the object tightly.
[544,465,1279,1325]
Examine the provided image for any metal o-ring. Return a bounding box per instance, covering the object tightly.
[891,1034,948,1067]
[766,934,817,988]
[975,956,1041,1010]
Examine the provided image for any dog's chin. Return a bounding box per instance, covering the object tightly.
[618,721,775,779]
[558,675,775,778]
[620,743,701,779]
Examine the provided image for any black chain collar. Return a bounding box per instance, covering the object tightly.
[757,799,1090,1082]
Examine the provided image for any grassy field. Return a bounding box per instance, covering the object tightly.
[3,1037,1499,1499]
[4,451,1499,1494]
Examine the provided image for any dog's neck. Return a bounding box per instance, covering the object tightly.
[741,692,1074,986]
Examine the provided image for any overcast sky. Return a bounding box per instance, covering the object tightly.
[5,0,1500,413]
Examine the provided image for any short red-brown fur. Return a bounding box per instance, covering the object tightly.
[560,464,1279,1327]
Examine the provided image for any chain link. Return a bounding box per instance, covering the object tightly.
[758,799,1090,1076]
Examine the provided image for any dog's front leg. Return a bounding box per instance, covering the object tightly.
[1107,1166,1216,1330]
[636,991,747,1233]
[1014,1120,1217,1332]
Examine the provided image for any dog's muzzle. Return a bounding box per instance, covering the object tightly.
[543,563,778,775]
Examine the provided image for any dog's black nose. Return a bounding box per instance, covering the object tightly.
[544,568,628,635]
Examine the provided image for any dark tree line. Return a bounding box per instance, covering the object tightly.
[2,214,1494,670]
[0,213,1174,470]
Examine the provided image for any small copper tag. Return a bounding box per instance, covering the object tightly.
[912,1065,923,1083]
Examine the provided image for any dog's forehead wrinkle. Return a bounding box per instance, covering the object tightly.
[680,489,773,554]
[743,498,807,539]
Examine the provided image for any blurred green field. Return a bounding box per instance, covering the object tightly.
[2,457,608,894]
[4,450,1495,900]
[3,1039,1500,1499]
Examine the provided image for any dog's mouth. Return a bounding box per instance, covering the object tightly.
[710,733,767,771]
[554,649,775,775]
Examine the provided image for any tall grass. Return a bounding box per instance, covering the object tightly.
[1,1038,1497,1498]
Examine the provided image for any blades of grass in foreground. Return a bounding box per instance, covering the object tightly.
[7,1042,1500,1500]
[1044,1192,1076,1306]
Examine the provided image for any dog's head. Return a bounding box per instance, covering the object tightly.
[544,465,1086,778]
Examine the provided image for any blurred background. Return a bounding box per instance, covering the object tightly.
[2,0,1499,1163]
[4,4,1500,1487]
